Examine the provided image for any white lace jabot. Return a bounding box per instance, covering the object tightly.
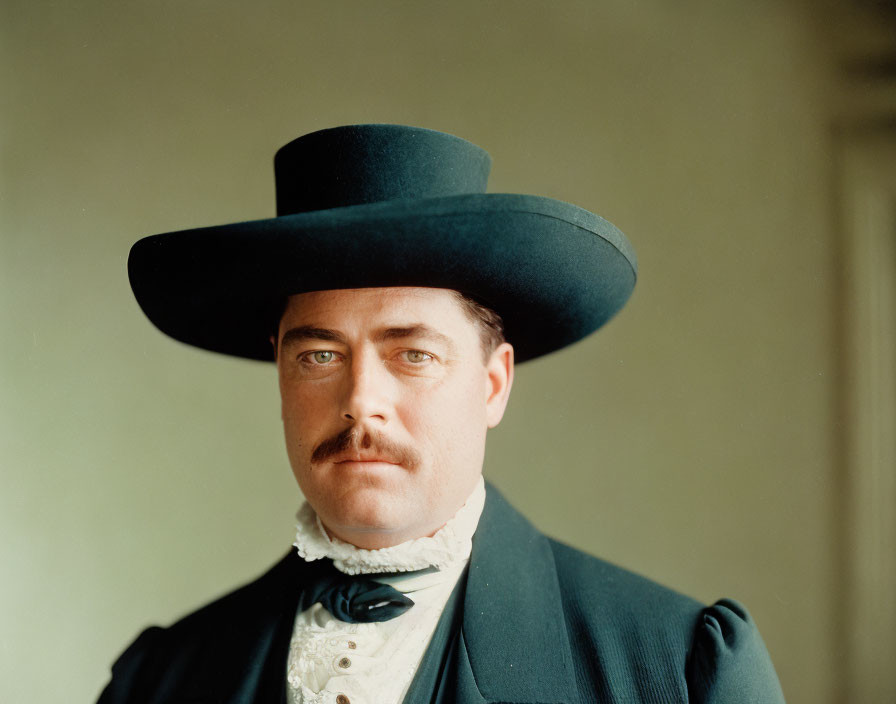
[292,476,486,575]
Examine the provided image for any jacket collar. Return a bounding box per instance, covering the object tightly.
[461,482,577,704]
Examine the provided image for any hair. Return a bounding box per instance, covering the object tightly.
[270,288,506,362]
[450,290,506,362]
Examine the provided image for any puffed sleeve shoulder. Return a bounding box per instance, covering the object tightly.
[686,598,786,704]
[96,625,165,704]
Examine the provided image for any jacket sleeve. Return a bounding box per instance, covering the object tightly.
[686,599,786,703]
[96,626,165,704]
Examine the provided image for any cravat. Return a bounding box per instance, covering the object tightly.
[297,558,420,623]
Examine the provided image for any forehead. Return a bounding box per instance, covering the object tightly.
[280,286,473,332]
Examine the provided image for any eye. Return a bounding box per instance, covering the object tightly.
[303,350,337,365]
[403,350,434,364]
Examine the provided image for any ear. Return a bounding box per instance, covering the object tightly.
[485,342,514,428]
[270,335,278,362]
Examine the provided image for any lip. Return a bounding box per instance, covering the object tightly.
[332,459,403,474]
[332,455,400,465]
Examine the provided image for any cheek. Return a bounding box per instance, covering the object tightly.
[280,386,333,456]
[400,375,488,464]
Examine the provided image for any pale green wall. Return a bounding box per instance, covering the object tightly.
[2,1,840,702]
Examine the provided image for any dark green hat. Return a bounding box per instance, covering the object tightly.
[128,124,636,363]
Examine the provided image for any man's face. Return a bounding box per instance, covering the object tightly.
[274,287,514,549]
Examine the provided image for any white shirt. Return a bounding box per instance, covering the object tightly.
[286,478,485,704]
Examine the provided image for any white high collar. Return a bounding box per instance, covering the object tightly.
[292,476,486,575]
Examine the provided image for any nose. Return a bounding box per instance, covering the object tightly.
[340,349,391,424]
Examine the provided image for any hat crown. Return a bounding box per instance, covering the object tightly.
[274,124,492,216]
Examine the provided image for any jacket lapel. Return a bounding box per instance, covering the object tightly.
[460,483,577,704]
[193,551,303,704]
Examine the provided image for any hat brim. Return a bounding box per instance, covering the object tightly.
[128,193,637,363]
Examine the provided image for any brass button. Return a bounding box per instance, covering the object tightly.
[337,656,352,669]
[336,695,350,704]
[347,640,357,649]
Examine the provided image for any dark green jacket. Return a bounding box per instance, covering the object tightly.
[98,486,785,703]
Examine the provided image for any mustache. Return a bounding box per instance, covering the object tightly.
[311,426,421,469]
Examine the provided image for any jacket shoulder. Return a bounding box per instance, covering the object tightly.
[97,552,296,704]
[548,537,704,626]
[546,539,785,703]
[160,551,293,634]
[547,538,703,701]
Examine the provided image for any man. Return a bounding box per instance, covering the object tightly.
[100,124,785,703]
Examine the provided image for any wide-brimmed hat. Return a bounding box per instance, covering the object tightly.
[128,124,636,363]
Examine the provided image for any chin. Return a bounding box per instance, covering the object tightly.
[314,483,423,545]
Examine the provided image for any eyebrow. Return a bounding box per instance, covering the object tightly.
[373,325,456,354]
[279,326,346,348]
[279,323,457,355]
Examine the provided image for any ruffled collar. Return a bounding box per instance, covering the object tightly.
[293,476,485,575]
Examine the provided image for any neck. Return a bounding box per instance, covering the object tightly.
[293,476,486,574]
[319,522,442,551]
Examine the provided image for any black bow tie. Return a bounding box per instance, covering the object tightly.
[298,558,421,623]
